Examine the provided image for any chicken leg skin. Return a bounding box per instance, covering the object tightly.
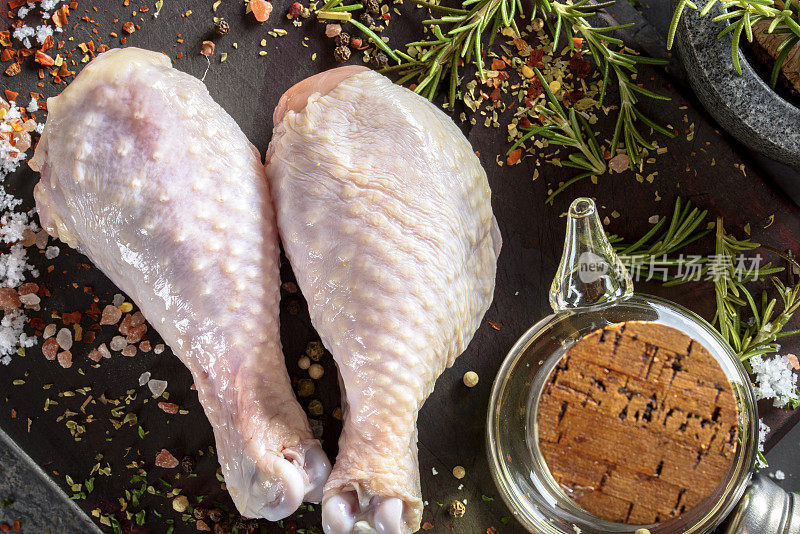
[30,47,330,520]
[267,67,501,533]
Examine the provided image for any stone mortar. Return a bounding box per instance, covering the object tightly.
[672,0,800,167]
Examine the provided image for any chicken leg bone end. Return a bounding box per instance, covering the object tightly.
[323,491,409,534]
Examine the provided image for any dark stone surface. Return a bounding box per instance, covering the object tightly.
[0,1,798,533]
[671,0,800,167]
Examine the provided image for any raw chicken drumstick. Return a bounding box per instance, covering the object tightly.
[30,48,330,520]
[267,66,501,533]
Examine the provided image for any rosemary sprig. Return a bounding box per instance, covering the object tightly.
[668,0,800,87]
[389,0,521,104]
[608,197,710,280]
[711,218,799,362]
[539,0,675,168]
[508,68,606,204]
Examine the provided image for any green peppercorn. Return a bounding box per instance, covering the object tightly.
[306,341,324,361]
[365,0,380,14]
[370,52,388,68]
[334,46,351,63]
[335,32,350,47]
[213,18,230,36]
[298,378,315,397]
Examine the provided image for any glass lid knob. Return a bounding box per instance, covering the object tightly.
[549,197,633,312]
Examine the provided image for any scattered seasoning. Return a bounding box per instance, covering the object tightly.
[462,371,479,388]
[308,363,324,379]
[448,499,466,518]
[452,465,466,479]
[155,449,179,469]
[333,45,350,62]
[213,18,229,36]
[249,0,272,22]
[200,40,215,57]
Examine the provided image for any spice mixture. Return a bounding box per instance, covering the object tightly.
[538,321,739,524]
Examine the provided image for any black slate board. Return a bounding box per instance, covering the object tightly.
[0,0,798,533]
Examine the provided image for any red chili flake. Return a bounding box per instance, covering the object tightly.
[520,117,532,128]
[528,47,544,68]
[7,0,26,9]
[527,78,543,99]
[506,149,522,166]
[563,89,584,104]
[569,53,592,78]
[572,37,583,49]
[11,521,19,532]
[155,448,179,468]
[0,31,10,48]
[421,524,434,531]
[0,49,13,62]
[96,44,109,53]
[488,320,502,330]
[787,353,799,370]
[489,87,501,101]
[287,2,303,18]
[122,21,135,33]
[250,0,273,22]
[175,51,182,59]
[490,58,505,71]
[34,50,55,66]
[512,37,530,53]
[4,62,20,77]
[158,402,179,414]
[62,311,81,325]
[1,523,9,532]
[10,409,16,419]
[42,338,59,360]
[381,12,390,19]
[350,37,362,48]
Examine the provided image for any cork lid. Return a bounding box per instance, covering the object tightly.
[537,320,740,525]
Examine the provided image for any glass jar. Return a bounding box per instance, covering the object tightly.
[486,198,758,534]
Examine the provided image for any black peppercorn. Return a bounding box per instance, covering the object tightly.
[214,522,231,534]
[365,0,380,14]
[208,508,224,523]
[213,18,229,36]
[334,45,351,63]
[359,12,374,26]
[335,32,350,47]
[370,52,388,68]
[180,455,195,474]
[194,504,209,520]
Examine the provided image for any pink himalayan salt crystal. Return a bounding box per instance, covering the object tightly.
[325,23,342,38]
[155,448,179,468]
[57,350,72,368]
[100,304,122,325]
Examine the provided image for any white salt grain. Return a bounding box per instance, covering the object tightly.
[109,335,127,351]
[751,354,799,408]
[154,343,165,354]
[44,245,59,259]
[148,379,168,397]
[112,293,125,307]
[55,327,72,350]
[138,371,151,386]
[775,470,786,480]
[97,343,111,359]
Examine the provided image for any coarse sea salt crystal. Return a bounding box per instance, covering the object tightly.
[40,0,60,11]
[750,354,799,408]
[34,25,53,46]
[775,470,786,480]
[148,379,168,397]
[757,419,770,469]
[44,245,59,259]
[138,371,151,386]
[27,98,38,113]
